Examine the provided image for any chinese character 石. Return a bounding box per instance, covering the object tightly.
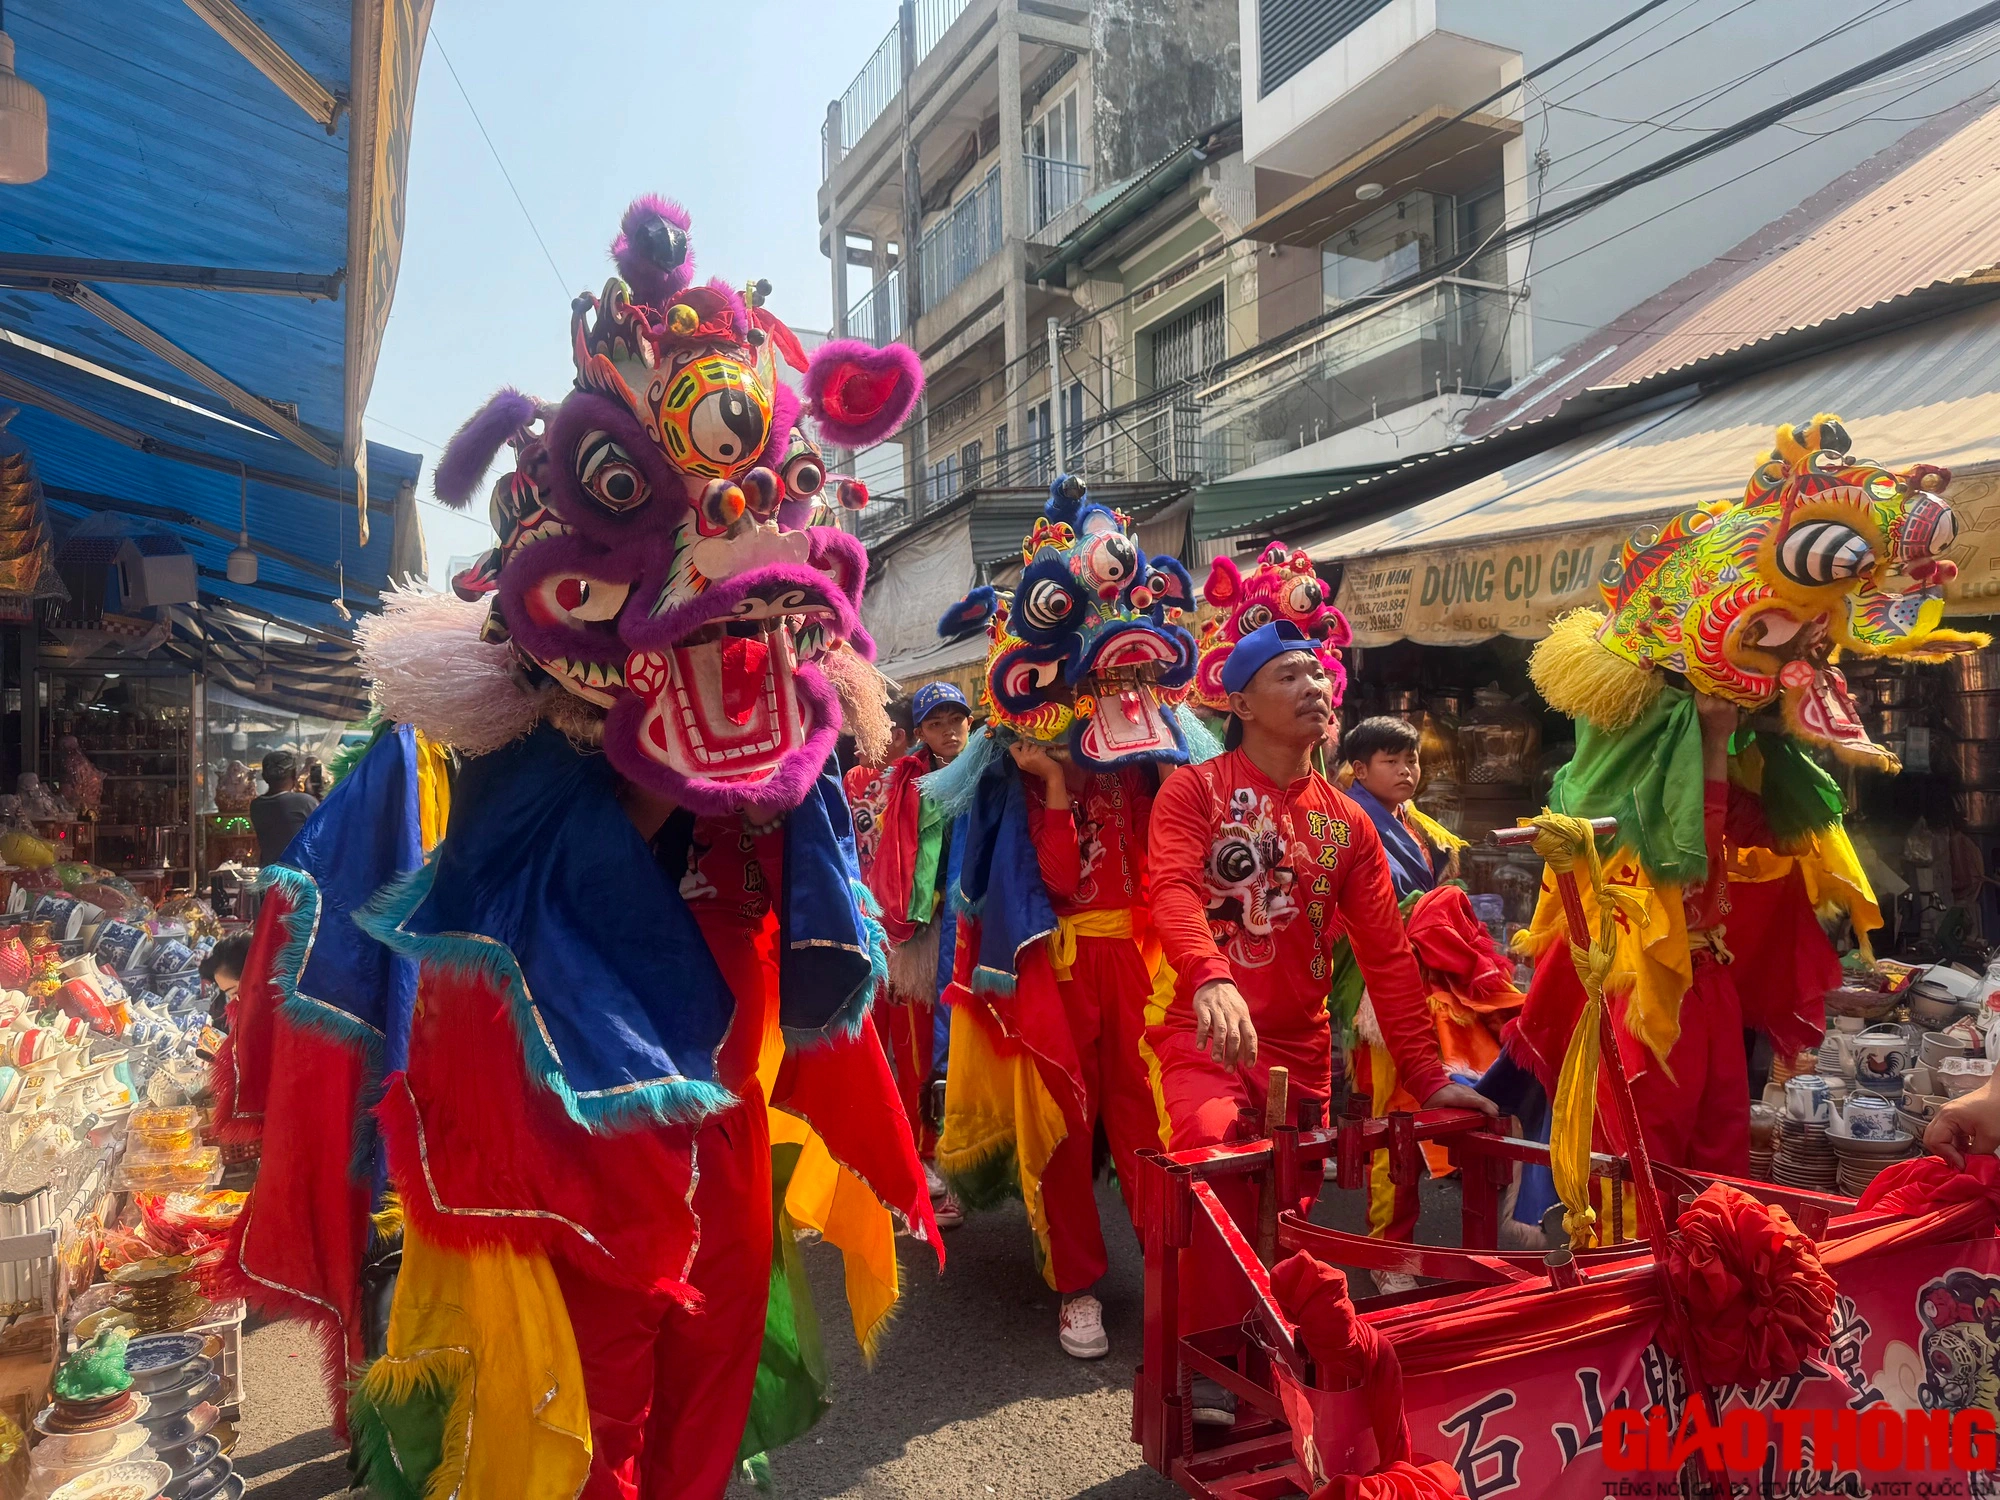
[1439,1390,1522,1500]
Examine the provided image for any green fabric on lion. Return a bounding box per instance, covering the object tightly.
[907,798,950,926]
[737,1141,831,1465]
[1750,729,1846,844]
[1546,683,1708,887]
[349,1370,452,1500]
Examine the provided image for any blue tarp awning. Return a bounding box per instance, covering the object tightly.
[0,0,432,636]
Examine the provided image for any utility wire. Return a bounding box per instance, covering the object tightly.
[431,30,572,297]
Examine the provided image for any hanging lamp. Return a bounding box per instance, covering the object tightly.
[226,463,258,584]
[0,0,47,185]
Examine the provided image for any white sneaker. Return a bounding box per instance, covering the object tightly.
[1191,1376,1237,1427]
[924,1162,947,1200]
[1374,1270,1420,1297]
[933,1189,964,1230]
[1059,1294,1109,1359]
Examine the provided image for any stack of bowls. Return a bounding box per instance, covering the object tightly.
[109,1259,204,1336]
[1777,1075,1838,1191]
[123,1334,237,1499]
[45,1462,173,1500]
[125,1334,234,1499]
[28,1392,154,1500]
[1748,1104,1778,1182]
[1830,1125,1918,1198]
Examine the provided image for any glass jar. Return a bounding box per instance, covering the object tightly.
[1458,684,1541,787]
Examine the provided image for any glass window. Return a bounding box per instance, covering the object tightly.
[1149,294,1226,389]
[1322,192,1455,306]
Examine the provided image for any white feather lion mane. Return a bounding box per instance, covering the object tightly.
[357,586,577,756]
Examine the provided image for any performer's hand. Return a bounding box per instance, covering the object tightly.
[1192,981,1258,1069]
[1424,1082,1499,1119]
[1008,739,1063,782]
[1926,1078,2000,1168]
[1693,691,1740,741]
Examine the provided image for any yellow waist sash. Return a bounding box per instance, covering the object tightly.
[1047,908,1137,980]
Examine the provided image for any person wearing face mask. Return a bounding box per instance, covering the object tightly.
[863,681,973,1228]
[1145,623,1496,1423]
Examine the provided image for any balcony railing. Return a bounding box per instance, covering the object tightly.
[1074,399,1206,486]
[845,266,905,347]
[919,167,1002,315]
[823,0,975,179]
[1196,276,1516,477]
[1026,154,1090,234]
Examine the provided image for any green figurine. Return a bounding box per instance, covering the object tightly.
[52,1327,134,1402]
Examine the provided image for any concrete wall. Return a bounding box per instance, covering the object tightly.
[1090,0,1242,182]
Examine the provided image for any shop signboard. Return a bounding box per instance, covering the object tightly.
[1938,463,2000,617]
[1333,524,1645,647]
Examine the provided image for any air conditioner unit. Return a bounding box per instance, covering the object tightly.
[114,536,198,609]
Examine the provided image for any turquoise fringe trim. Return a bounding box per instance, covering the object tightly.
[257,866,384,1058]
[969,965,1016,999]
[1175,704,1222,764]
[355,861,735,1134]
[916,724,997,821]
[783,878,887,1052]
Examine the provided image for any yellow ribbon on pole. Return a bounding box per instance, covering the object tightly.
[1524,812,1649,1250]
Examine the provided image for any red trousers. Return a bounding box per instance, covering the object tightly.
[880,988,937,1158]
[1037,934,1160,1292]
[1148,1022,1330,1334]
[555,1096,772,1500]
[1626,953,1750,1176]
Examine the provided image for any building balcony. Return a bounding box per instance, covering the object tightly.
[845,267,905,348]
[1026,155,1090,237]
[919,167,1003,315]
[1243,0,1516,181]
[821,0,978,181]
[1197,275,1515,476]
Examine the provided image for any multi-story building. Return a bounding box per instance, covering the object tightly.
[1211,0,2000,496]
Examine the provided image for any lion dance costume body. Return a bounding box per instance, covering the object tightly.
[214,198,941,1500]
[1504,416,1983,1228]
[918,478,1208,1296]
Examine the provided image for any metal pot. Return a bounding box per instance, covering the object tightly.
[1953,645,2000,693]
[1957,787,2000,830]
[1949,690,2000,740]
[1945,736,2000,786]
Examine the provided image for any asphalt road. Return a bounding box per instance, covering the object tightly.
[228,1171,1465,1498]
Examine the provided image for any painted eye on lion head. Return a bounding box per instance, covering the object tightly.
[1023,575,1080,633]
[782,450,827,500]
[524,570,630,630]
[575,431,651,513]
[1238,604,1273,631]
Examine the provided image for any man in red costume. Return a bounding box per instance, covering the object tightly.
[866,681,973,1227]
[1146,622,1496,1422]
[1004,736,1160,1359]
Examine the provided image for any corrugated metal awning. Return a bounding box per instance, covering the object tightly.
[1311,298,2000,645]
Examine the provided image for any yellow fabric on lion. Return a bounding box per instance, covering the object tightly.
[1405,804,1467,854]
[755,1013,901,1361]
[360,1223,590,1500]
[414,731,452,853]
[1515,847,1689,1068]
[937,999,1072,1289]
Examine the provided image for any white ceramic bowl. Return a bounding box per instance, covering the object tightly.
[1938,1056,1996,1097]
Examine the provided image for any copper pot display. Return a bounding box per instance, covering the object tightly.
[1458,685,1540,786]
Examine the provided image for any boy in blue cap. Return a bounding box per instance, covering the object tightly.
[864,680,973,1226]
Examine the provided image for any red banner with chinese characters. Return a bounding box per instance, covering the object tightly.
[1390,1238,2000,1499]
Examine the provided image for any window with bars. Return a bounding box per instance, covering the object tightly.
[1148,293,1226,391]
[1260,0,1391,97]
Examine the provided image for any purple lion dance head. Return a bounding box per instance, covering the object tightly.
[433,196,924,816]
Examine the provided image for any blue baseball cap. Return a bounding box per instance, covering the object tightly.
[911,681,970,723]
[1221,620,1316,696]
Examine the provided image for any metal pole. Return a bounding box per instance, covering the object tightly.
[1047,315,1064,477]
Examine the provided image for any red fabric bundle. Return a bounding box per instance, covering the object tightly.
[1271,1252,1410,1466]
[1858,1152,2000,1217]
[1405,886,1516,1007]
[1666,1183,1836,1388]
[1318,1461,1468,1500]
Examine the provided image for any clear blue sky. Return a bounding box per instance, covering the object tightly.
[365,0,890,584]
